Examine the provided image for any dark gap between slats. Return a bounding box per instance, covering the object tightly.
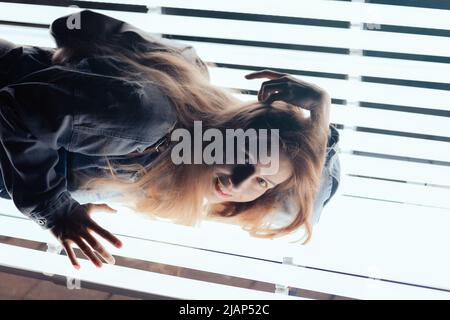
[351,151,450,167]
[360,76,450,91]
[354,126,450,142]
[366,24,450,38]
[366,0,450,11]
[359,102,450,118]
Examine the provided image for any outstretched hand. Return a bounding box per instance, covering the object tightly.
[244,69,329,111]
[50,203,123,269]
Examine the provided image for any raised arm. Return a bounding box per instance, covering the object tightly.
[308,90,331,141]
[244,69,339,227]
[244,69,331,143]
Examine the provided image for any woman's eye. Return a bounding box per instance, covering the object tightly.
[256,177,268,189]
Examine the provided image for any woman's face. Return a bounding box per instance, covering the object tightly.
[207,152,293,204]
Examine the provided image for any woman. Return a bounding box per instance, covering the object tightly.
[0,10,340,269]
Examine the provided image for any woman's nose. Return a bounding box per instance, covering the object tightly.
[218,175,235,193]
[230,181,244,193]
[218,175,246,193]
[230,164,255,189]
[230,176,253,193]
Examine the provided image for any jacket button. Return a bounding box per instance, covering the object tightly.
[36,218,47,226]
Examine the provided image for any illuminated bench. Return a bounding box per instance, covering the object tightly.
[0,0,449,299]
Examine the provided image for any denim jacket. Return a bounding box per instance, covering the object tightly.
[269,124,340,228]
[0,10,340,230]
[315,124,340,224]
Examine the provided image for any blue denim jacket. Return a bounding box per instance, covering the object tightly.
[0,10,340,230]
[0,10,199,229]
[311,124,340,225]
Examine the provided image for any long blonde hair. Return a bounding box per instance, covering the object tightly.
[53,36,328,242]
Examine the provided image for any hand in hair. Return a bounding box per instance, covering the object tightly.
[50,203,123,269]
[244,69,329,108]
[244,69,330,125]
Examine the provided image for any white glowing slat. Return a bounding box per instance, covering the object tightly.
[150,0,450,30]
[177,40,450,84]
[0,198,307,262]
[6,23,450,89]
[79,0,147,5]
[209,68,450,112]
[5,25,450,116]
[3,24,450,85]
[330,106,450,138]
[96,13,450,58]
[337,129,450,162]
[118,14,450,58]
[0,243,298,299]
[339,175,450,209]
[0,215,448,299]
[1,217,308,295]
[0,25,54,48]
[2,197,450,292]
[0,216,309,290]
[339,153,450,187]
[1,4,450,57]
[295,196,450,291]
[0,196,289,269]
[0,3,83,24]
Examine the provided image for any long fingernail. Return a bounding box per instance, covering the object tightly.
[102,253,115,265]
[106,256,116,265]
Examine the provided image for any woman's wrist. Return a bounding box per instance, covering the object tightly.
[309,92,331,164]
[310,91,331,131]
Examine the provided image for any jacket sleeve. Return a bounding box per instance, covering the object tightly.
[50,9,210,80]
[0,84,80,229]
[309,124,340,225]
[0,59,176,230]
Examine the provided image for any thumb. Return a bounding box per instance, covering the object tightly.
[245,69,286,80]
[90,203,117,214]
[244,71,261,79]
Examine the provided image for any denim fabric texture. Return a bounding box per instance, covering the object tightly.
[311,124,340,225]
[0,11,185,229]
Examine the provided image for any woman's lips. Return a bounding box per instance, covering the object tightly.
[215,177,232,198]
